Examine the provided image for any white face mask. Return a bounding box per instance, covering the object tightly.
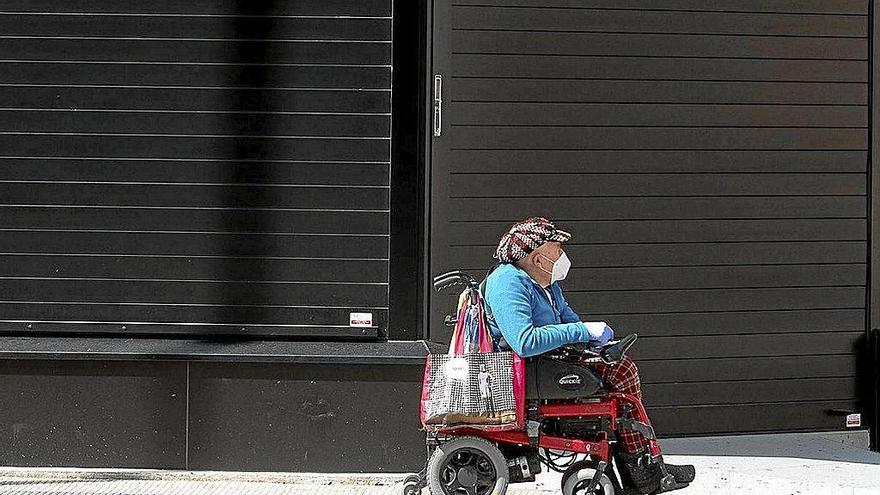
[537,251,571,284]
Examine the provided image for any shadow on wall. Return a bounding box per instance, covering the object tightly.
[209,1,276,337]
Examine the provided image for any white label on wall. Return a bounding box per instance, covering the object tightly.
[845,413,861,428]
[349,312,373,327]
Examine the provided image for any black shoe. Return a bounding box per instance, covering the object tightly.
[661,459,695,484]
[615,449,661,495]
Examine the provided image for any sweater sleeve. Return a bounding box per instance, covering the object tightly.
[485,274,589,357]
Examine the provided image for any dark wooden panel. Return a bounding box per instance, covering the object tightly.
[0,63,391,88]
[0,303,384,326]
[453,7,866,37]
[452,102,867,127]
[552,287,865,314]
[0,159,390,184]
[0,207,389,233]
[0,360,186,468]
[0,39,390,64]
[452,31,868,59]
[433,0,868,438]
[649,400,865,436]
[450,219,867,244]
[0,255,389,283]
[0,87,391,113]
[645,377,858,407]
[549,264,865,291]
[447,197,866,220]
[0,231,389,258]
[453,242,866,266]
[585,309,866,337]
[0,183,389,209]
[0,136,391,161]
[639,354,857,383]
[450,0,868,15]
[0,16,391,40]
[450,79,867,105]
[0,112,389,137]
[631,332,862,360]
[453,55,868,82]
[450,150,868,173]
[0,280,388,307]
[0,0,393,16]
[450,173,865,196]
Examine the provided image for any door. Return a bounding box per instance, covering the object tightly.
[429,0,870,436]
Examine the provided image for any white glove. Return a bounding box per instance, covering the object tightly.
[582,321,614,344]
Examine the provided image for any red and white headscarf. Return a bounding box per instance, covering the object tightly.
[493,216,571,263]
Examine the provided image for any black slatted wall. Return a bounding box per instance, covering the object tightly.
[430,0,870,435]
[0,0,392,338]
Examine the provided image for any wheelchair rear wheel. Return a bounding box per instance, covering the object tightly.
[426,436,509,495]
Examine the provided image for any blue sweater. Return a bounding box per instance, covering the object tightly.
[483,263,591,357]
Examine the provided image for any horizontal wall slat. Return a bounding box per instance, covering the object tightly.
[590,309,866,337]
[453,7,867,37]
[0,256,389,283]
[538,287,864,313]
[645,377,858,407]
[523,265,866,291]
[450,150,868,173]
[0,39,391,64]
[0,136,391,161]
[453,54,868,82]
[450,219,867,244]
[631,332,862,359]
[450,173,866,196]
[0,184,389,209]
[649,400,865,436]
[0,87,391,113]
[638,354,858,382]
[0,231,389,257]
[447,197,866,220]
[0,280,388,307]
[0,303,385,326]
[451,79,867,105]
[0,1,392,16]
[451,242,866,266]
[452,103,867,127]
[0,207,389,233]
[0,160,390,184]
[0,63,391,88]
[0,112,389,136]
[450,0,868,15]
[453,31,868,59]
[0,16,391,40]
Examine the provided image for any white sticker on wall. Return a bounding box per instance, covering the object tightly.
[846,413,861,428]
[349,312,373,327]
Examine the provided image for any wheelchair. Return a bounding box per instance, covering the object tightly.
[401,270,679,495]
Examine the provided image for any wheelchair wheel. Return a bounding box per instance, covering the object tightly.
[561,460,616,495]
[426,436,509,495]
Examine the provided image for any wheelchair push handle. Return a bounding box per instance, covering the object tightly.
[432,270,480,292]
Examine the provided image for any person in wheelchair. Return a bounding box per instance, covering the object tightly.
[483,216,695,494]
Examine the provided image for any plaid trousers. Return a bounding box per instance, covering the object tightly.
[590,356,654,453]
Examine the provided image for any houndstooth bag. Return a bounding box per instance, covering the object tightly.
[420,288,525,432]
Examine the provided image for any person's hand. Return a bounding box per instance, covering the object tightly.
[582,321,614,345]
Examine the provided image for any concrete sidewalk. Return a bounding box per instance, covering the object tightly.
[0,432,877,495]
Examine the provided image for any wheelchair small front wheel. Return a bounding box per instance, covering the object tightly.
[426,436,509,495]
[562,460,616,495]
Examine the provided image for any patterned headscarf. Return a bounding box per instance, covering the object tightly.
[493,216,571,263]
